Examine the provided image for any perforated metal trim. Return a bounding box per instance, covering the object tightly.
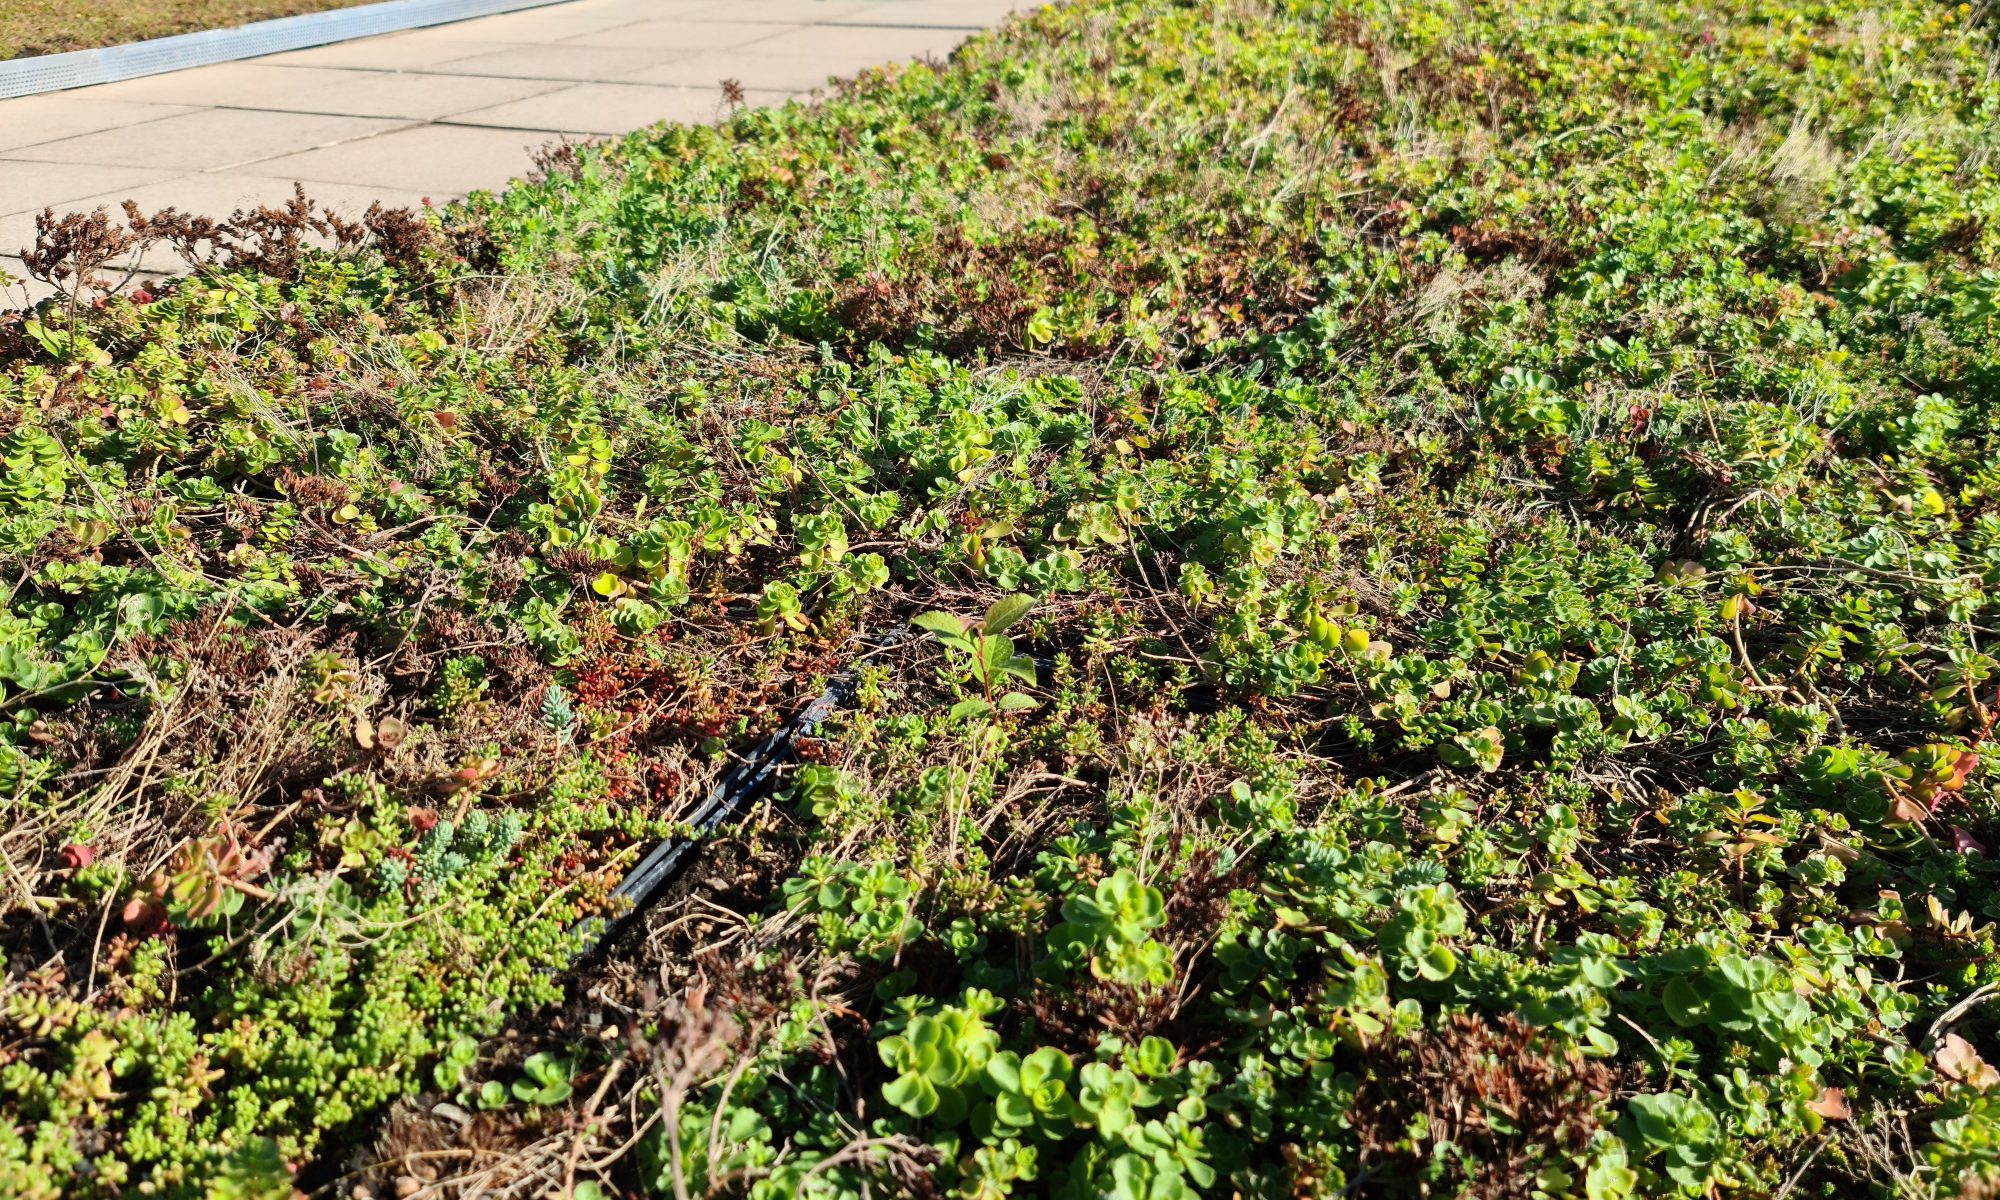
[0,0,570,99]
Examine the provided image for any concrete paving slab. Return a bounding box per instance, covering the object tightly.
[83,63,572,122]
[829,0,1040,27]
[249,122,555,194]
[1,108,413,172]
[0,97,205,153]
[625,24,967,89]
[59,173,434,225]
[75,62,248,104]
[258,33,509,70]
[447,80,796,134]
[738,22,970,61]
[1,212,45,260]
[679,0,878,23]
[619,52,826,91]
[558,18,797,50]
[435,42,688,81]
[0,162,182,217]
[398,0,710,42]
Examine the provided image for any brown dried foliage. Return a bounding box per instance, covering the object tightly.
[1160,844,1238,947]
[121,183,435,279]
[833,226,1075,356]
[350,950,932,1199]
[1351,1013,1634,1198]
[1022,973,1177,1048]
[14,184,436,312]
[18,206,137,301]
[526,137,588,186]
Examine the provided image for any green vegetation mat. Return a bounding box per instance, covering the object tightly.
[6,0,2000,1195]
[0,0,381,61]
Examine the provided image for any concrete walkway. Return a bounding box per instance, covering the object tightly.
[0,0,1024,299]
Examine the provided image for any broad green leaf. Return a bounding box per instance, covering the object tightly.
[986,1051,1022,1092]
[1417,941,1458,981]
[949,697,993,721]
[995,1090,1034,1127]
[882,1072,938,1117]
[981,593,1036,635]
[912,611,967,638]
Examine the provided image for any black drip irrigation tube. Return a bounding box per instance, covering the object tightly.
[568,628,910,964]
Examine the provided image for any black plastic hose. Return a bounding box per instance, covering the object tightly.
[569,628,908,961]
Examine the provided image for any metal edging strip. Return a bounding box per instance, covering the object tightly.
[0,0,575,100]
